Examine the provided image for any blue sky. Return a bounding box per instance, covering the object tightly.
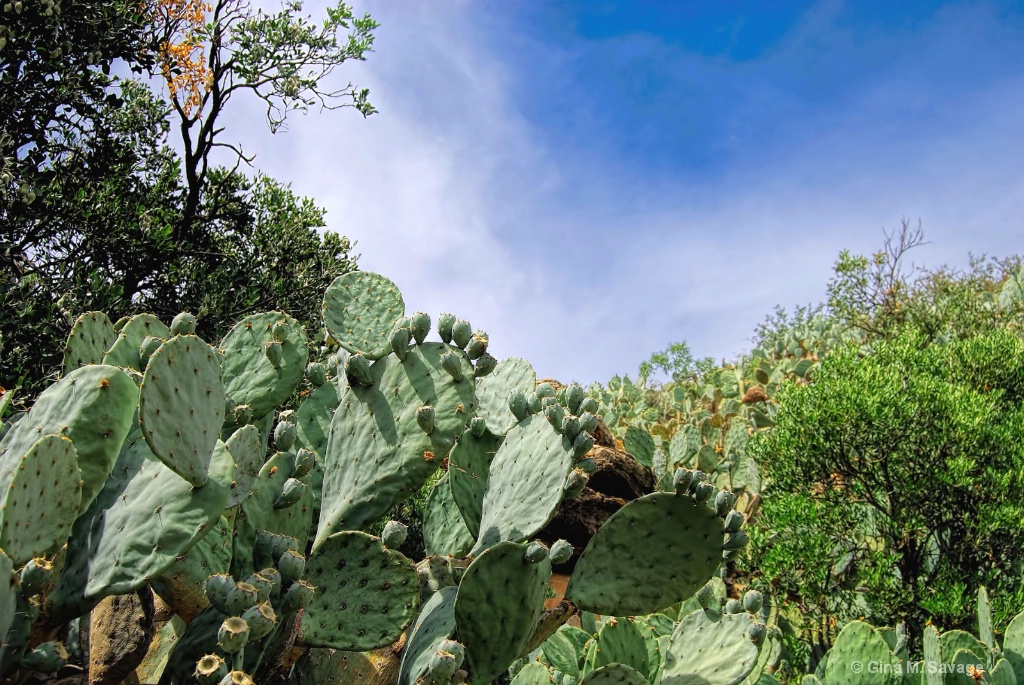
[223,0,1024,384]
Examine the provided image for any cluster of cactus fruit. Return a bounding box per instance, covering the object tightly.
[0,270,758,684]
[805,588,1024,684]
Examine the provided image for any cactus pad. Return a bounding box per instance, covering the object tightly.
[475,357,536,436]
[448,425,502,538]
[566,492,725,615]
[660,608,760,685]
[472,414,575,555]
[62,311,117,375]
[140,334,225,487]
[0,550,15,652]
[822,620,900,685]
[220,312,308,418]
[47,432,233,621]
[580,663,649,685]
[455,541,551,685]
[224,425,263,508]
[422,474,474,557]
[323,271,405,360]
[103,314,169,372]
[398,586,459,685]
[590,618,650,678]
[0,434,81,565]
[298,531,420,651]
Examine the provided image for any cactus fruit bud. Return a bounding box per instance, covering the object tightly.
[171,312,197,335]
[227,582,259,616]
[572,432,594,460]
[280,579,315,614]
[440,351,464,382]
[244,574,273,605]
[195,654,228,684]
[428,648,460,682]
[723,530,750,551]
[524,541,548,563]
[382,520,408,549]
[263,340,283,366]
[274,478,306,509]
[578,397,599,415]
[693,482,715,504]
[743,590,763,613]
[509,390,529,421]
[292,448,316,479]
[241,603,277,641]
[715,490,737,517]
[747,622,767,648]
[673,468,694,494]
[578,412,598,435]
[465,333,488,360]
[544,403,565,431]
[270,321,287,343]
[20,642,68,673]
[470,416,487,437]
[437,640,465,669]
[345,353,373,386]
[725,599,743,614]
[411,312,431,345]
[474,352,497,378]
[724,510,745,533]
[390,324,411,360]
[528,392,543,415]
[206,574,234,614]
[278,550,306,585]
[232,403,253,426]
[565,384,586,414]
[564,469,587,498]
[438,312,456,343]
[549,539,573,565]
[274,420,297,451]
[271,534,300,561]
[140,335,163,362]
[20,558,53,597]
[452,320,473,349]
[535,382,556,399]
[723,548,742,562]
[257,568,282,602]
[416,406,435,435]
[695,583,715,609]
[561,415,581,440]
[217,617,250,654]
[305,362,327,387]
[575,457,598,475]
[218,671,255,685]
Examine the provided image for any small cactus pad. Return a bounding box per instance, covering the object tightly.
[566,492,725,615]
[472,414,575,555]
[422,474,474,557]
[475,357,536,436]
[103,314,170,372]
[295,649,387,685]
[581,663,650,685]
[223,425,263,508]
[0,435,82,565]
[1002,614,1024,680]
[448,425,502,538]
[660,608,760,685]
[0,550,15,647]
[316,342,475,546]
[294,381,340,515]
[398,585,458,685]
[591,618,650,678]
[47,432,233,621]
[62,311,117,375]
[220,312,308,418]
[298,531,420,651]
[455,541,551,685]
[822,620,900,685]
[322,271,405,360]
[0,364,138,514]
[140,334,225,487]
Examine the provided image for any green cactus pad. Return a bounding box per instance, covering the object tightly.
[471,414,575,555]
[150,514,233,623]
[316,343,475,546]
[47,432,233,621]
[475,357,536,436]
[511,661,554,685]
[297,531,420,651]
[448,425,502,538]
[1002,613,1024,681]
[294,381,339,513]
[398,586,459,685]
[224,424,263,508]
[947,648,989,685]
[987,659,1017,685]
[103,314,169,372]
[422,474,474,557]
[823,620,900,685]
[590,618,650,679]
[232,451,314,580]
[540,629,580,677]
[660,608,759,685]
[220,312,308,418]
[580,663,649,685]
[624,426,654,468]
[938,629,987,663]
[140,334,225,487]
[0,435,81,565]
[295,649,386,685]
[0,550,16,645]
[323,271,406,360]
[62,311,117,375]
[565,492,724,615]
[0,364,137,514]
[455,541,551,685]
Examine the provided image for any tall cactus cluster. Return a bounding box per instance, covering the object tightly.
[0,270,759,684]
[806,588,1024,684]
